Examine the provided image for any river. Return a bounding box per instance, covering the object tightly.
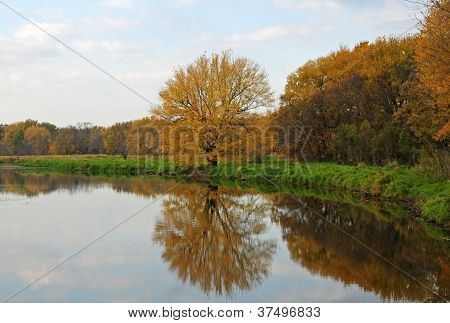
[0,170,448,302]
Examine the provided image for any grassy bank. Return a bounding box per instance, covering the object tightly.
[1,155,448,225]
[0,155,192,176]
[214,160,449,225]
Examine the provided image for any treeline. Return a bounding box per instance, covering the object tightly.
[275,1,448,175]
[0,119,154,158]
[275,37,421,164]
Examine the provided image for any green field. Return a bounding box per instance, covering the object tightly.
[1,155,448,226]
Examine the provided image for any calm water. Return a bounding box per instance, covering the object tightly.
[0,170,448,302]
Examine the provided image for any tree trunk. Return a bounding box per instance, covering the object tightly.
[208,157,218,167]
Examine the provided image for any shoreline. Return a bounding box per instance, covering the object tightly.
[1,155,448,227]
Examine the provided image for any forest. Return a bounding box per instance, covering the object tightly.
[1,1,448,178]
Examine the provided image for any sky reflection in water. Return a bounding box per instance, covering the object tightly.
[0,170,448,302]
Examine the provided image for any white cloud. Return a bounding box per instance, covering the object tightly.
[72,40,147,56]
[70,40,96,52]
[272,0,341,11]
[225,25,311,47]
[359,0,412,24]
[117,72,160,81]
[13,22,68,46]
[103,16,135,29]
[321,26,335,33]
[194,32,214,44]
[100,0,135,10]
[81,16,137,31]
[0,22,68,64]
[102,40,125,52]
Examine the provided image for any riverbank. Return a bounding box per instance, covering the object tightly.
[1,155,448,226]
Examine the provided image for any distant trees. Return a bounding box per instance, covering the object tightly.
[24,126,51,155]
[0,120,57,155]
[0,124,5,154]
[0,119,152,158]
[2,123,25,155]
[126,118,160,157]
[1,120,40,155]
[103,122,131,159]
[86,126,104,154]
[153,51,274,166]
[50,127,78,155]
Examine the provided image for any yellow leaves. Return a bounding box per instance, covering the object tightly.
[401,0,450,142]
[24,126,51,155]
[434,121,450,142]
[281,37,417,108]
[155,51,274,165]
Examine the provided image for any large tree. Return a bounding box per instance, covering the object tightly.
[153,51,274,166]
[399,0,449,176]
[401,0,449,141]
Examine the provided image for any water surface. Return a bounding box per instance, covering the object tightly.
[0,170,448,302]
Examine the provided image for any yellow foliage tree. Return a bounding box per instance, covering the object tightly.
[153,51,274,166]
[415,0,449,141]
[24,126,51,155]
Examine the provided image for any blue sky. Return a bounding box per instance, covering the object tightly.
[0,0,420,126]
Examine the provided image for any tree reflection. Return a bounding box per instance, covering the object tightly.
[2,170,448,301]
[153,184,276,296]
[270,194,450,302]
[0,170,173,198]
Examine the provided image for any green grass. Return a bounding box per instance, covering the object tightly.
[1,155,449,225]
[0,155,193,176]
[213,158,449,225]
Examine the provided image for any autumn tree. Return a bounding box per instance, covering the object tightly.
[39,122,58,137]
[2,122,30,155]
[276,37,419,164]
[398,0,449,176]
[3,124,22,155]
[126,117,160,156]
[69,123,105,154]
[103,122,131,158]
[24,126,51,155]
[414,0,449,134]
[50,127,78,155]
[153,51,274,166]
[0,124,6,154]
[85,126,104,154]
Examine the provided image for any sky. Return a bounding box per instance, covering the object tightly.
[0,0,420,127]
